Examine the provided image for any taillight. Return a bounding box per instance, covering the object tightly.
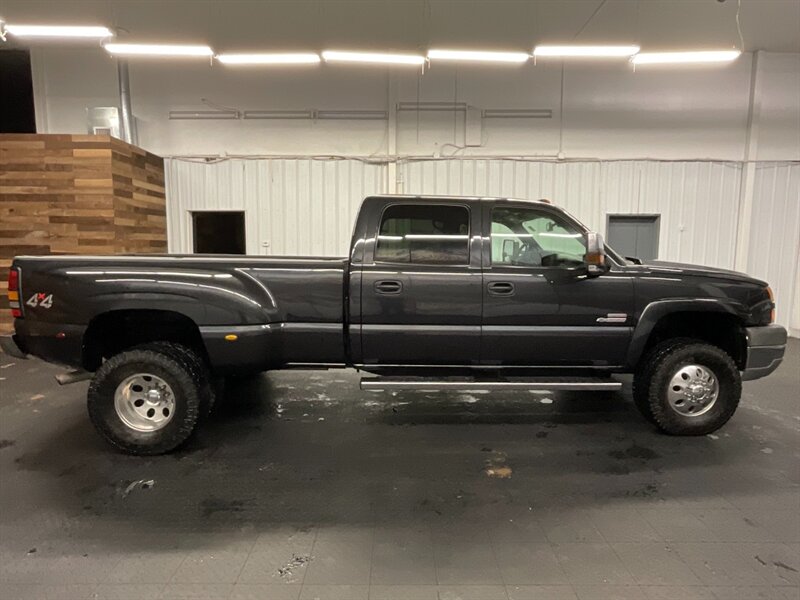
[7,268,21,319]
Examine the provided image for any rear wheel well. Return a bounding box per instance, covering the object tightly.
[82,310,207,371]
[641,312,747,370]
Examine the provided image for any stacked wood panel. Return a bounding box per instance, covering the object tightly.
[0,134,167,332]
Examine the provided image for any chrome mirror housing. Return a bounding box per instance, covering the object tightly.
[585,232,608,277]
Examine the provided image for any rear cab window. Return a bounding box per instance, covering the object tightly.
[375,204,470,265]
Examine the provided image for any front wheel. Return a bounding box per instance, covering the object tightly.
[634,340,741,435]
[87,347,203,455]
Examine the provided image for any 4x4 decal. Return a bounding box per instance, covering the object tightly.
[26,293,53,309]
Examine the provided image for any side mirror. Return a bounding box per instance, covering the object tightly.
[584,232,608,277]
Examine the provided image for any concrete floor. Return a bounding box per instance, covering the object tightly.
[0,342,798,600]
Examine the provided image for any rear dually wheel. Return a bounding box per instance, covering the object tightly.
[87,346,203,455]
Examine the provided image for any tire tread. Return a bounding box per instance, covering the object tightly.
[139,342,215,418]
[633,337,695,424]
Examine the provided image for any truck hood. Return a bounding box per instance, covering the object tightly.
[640,260,767,286]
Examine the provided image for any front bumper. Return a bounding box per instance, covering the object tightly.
[742,324,787,381]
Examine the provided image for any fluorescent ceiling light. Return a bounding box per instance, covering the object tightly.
[5,24,113,38]
[104,43,213,57]
[533,45,639,58]
[427,49,529,63]
[632,50,742,65]
[169,110,238,120]
[322,50,424,65]
[216,53,320,65]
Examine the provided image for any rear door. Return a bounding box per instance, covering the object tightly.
[358,200,482,365]
[481,201,633,367]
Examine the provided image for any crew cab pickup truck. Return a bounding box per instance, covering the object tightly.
[2,195,787,455]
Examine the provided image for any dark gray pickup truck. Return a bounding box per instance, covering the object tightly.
[2,195,787,454]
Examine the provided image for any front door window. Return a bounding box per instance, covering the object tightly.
[491,206,586,268]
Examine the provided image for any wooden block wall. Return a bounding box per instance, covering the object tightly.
[0,134,167,333]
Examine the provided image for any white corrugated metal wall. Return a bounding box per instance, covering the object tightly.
[165,158,799,333]
[165,159,388,256]
[401,160,744,270]
[748,163,800,336]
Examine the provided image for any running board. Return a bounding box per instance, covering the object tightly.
[360,376,622,392]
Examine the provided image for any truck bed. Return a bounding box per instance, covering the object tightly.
[12,254,349,370]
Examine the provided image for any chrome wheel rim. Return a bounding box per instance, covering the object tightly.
[667,364,719,417]
[114,373,176,432]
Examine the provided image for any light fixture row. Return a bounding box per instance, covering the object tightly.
[1,24,742,66]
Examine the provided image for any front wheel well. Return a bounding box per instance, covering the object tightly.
[82,309,207,371]
[639,311,747,370]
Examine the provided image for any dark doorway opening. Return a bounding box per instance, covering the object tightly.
[0,49,36,133]
[192,211,246,254]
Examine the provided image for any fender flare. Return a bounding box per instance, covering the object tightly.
[82,306,209,368]
[85,297,203,324]
[84,288,270,326]
[626,298,745,367]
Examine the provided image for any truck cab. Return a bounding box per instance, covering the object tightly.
[351,196,634,368]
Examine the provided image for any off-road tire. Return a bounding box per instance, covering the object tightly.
[142,342,216,418]
[87,348,202,455]
[637,339,741,435]
[632,337,694,424]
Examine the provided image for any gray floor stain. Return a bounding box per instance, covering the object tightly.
[608,443,661,461]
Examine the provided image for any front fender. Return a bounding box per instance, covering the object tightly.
[626,298,745,367]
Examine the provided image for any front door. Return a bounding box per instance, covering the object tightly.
[359,201,482,365]
[482,202,633,367]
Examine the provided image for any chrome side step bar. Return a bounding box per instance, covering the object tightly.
[360,377,622,392]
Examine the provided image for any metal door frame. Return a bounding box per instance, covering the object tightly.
[190,209,247,254]
[605,213,661,260]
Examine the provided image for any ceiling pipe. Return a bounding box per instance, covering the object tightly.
[117,59,137,145]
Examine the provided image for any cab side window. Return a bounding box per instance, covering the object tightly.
[375,204,470,264]
[491,206,586,268]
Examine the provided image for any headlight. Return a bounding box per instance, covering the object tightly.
[766,286,775,323]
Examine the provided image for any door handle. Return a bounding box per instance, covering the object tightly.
[487,281,515,296]
[374,279,403,294]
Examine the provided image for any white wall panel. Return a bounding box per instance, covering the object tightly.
[165,158,387,256]
[260,159,387,256]
[748,163,800,335]
[402,159,742,269]
[165,160,251,254]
